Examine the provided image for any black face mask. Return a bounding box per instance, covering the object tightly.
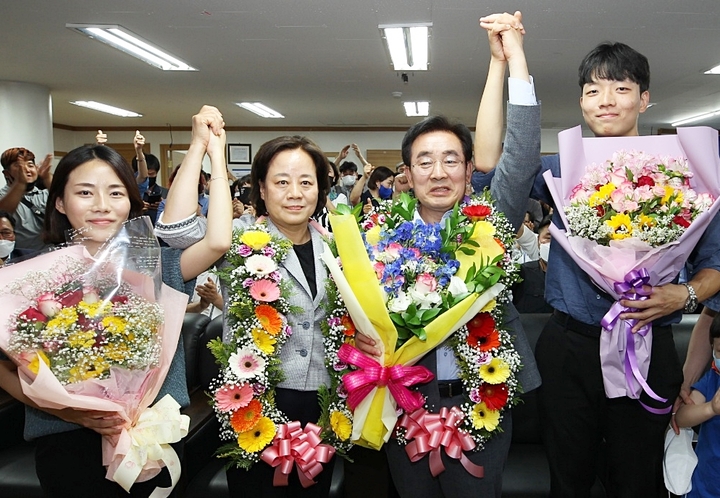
[148,177,157,187]
[25,180,36,192]
[238,187,251,206]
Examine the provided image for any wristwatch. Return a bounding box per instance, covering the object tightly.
[682,283,698,313]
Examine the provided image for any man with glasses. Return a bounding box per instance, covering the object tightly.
[0,147,53,252]
[0,210,24,265]
[355,12,541,497]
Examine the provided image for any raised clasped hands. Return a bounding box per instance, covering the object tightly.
[480,11,525,63]
[191,105,226,151]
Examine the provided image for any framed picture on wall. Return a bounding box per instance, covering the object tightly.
[228,143,252,164]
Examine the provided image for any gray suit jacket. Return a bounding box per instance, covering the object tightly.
[221,217,331,391]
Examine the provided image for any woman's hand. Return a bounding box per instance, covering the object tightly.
[191,105,225,148]
[48,407,126,436]
[355,332,382,359]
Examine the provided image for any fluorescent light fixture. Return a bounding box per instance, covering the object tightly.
[379,23,431,71]
[70,100,143,118]
[671,109,720,127]
[67,24,196,71]
[704,64,720,75]
[236,102,285,119]
[404,101,429,117]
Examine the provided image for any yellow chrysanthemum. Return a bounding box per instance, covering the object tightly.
[67,330,96,349]
[240,230,272,250]
[101,316,127,335]
[471,402,501,431]
[104,343,130,362]
[237,416,276,453]
[330,410,352,441]
[479,357,510,384]
[68,355,110,383]
[637,214,654,228]
[365,225,382,247]
[605,213,633,240]
[588,183,616,207]
[252,328,276,354]
[45,308,78,334]
[78,301,112,318]
[27,350,50,375]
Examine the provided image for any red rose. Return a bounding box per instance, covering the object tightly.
[672,215,691,228]
[110,295,129,305]
[19,307,47,323]
[462,205,492,220]
[57,288,83,308]
[595,205,605,217]
[478,382,509,411]
[636,175,655,187]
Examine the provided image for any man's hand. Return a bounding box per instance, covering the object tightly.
[37,153,53,186]
[196,278,223,309]
[619,283,687,331]
[96,130,107,145]
[134,130,145,155]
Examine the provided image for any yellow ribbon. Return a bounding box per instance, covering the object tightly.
[324,213,504,450]
[111,394,190,496]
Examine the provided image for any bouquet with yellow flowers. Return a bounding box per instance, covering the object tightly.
[0,218,189,494]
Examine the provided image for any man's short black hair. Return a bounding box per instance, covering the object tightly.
[578,42,650,94]
[401,116,473,169]
[339,161,358,174]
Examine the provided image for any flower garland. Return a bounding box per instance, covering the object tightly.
[359,192,523,450]
[209,222,354,473]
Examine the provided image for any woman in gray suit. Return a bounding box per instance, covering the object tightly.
[156,135,335,497]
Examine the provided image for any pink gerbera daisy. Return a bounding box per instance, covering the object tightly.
[215,383,253,412]
[249,279,281,302]
[228,347,266,379]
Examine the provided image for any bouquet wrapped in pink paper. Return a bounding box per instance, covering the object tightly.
[543,126,720,410]
[0,217,189,496]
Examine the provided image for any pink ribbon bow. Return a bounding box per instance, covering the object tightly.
[398,406,484,478]
[338,343,433,412]
[600,268,670,414]
[260,421,335,488]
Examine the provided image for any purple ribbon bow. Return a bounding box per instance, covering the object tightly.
[601,268,671,415]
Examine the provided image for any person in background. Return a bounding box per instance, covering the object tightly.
[359,166,395,217]
[512,215,553,313]
[675,311,720,498]
[0,210,31,265]
[0,147,53,253]
[187,271,224,319]
[141,154,166,225]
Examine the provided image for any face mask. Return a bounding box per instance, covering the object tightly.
[341,175,356,187]
[378,185,393,200]
[713,350,720,371]
[539,242,550,262]
[0,239,15,259]
[148,176,157,187]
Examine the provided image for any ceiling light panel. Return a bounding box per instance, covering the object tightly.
[671,109,720,127]
[404,101,429,117]
[70,101,142,117]
[67,24,197,71]
[236,102,285,119]
[379,23,431,71]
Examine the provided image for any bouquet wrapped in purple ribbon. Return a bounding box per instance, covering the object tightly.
[543,125,720,410]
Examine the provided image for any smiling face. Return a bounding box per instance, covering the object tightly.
[580,77,649,137]
[55,159,131,254]
[406,131,473,223]
[259,148,318,241]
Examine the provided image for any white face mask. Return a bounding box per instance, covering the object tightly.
[0,239,15,259]
[539,242,550,262]
[341,175,356,187]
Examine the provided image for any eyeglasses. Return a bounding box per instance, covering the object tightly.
[0,229,15,239]
[411,157,466,173]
